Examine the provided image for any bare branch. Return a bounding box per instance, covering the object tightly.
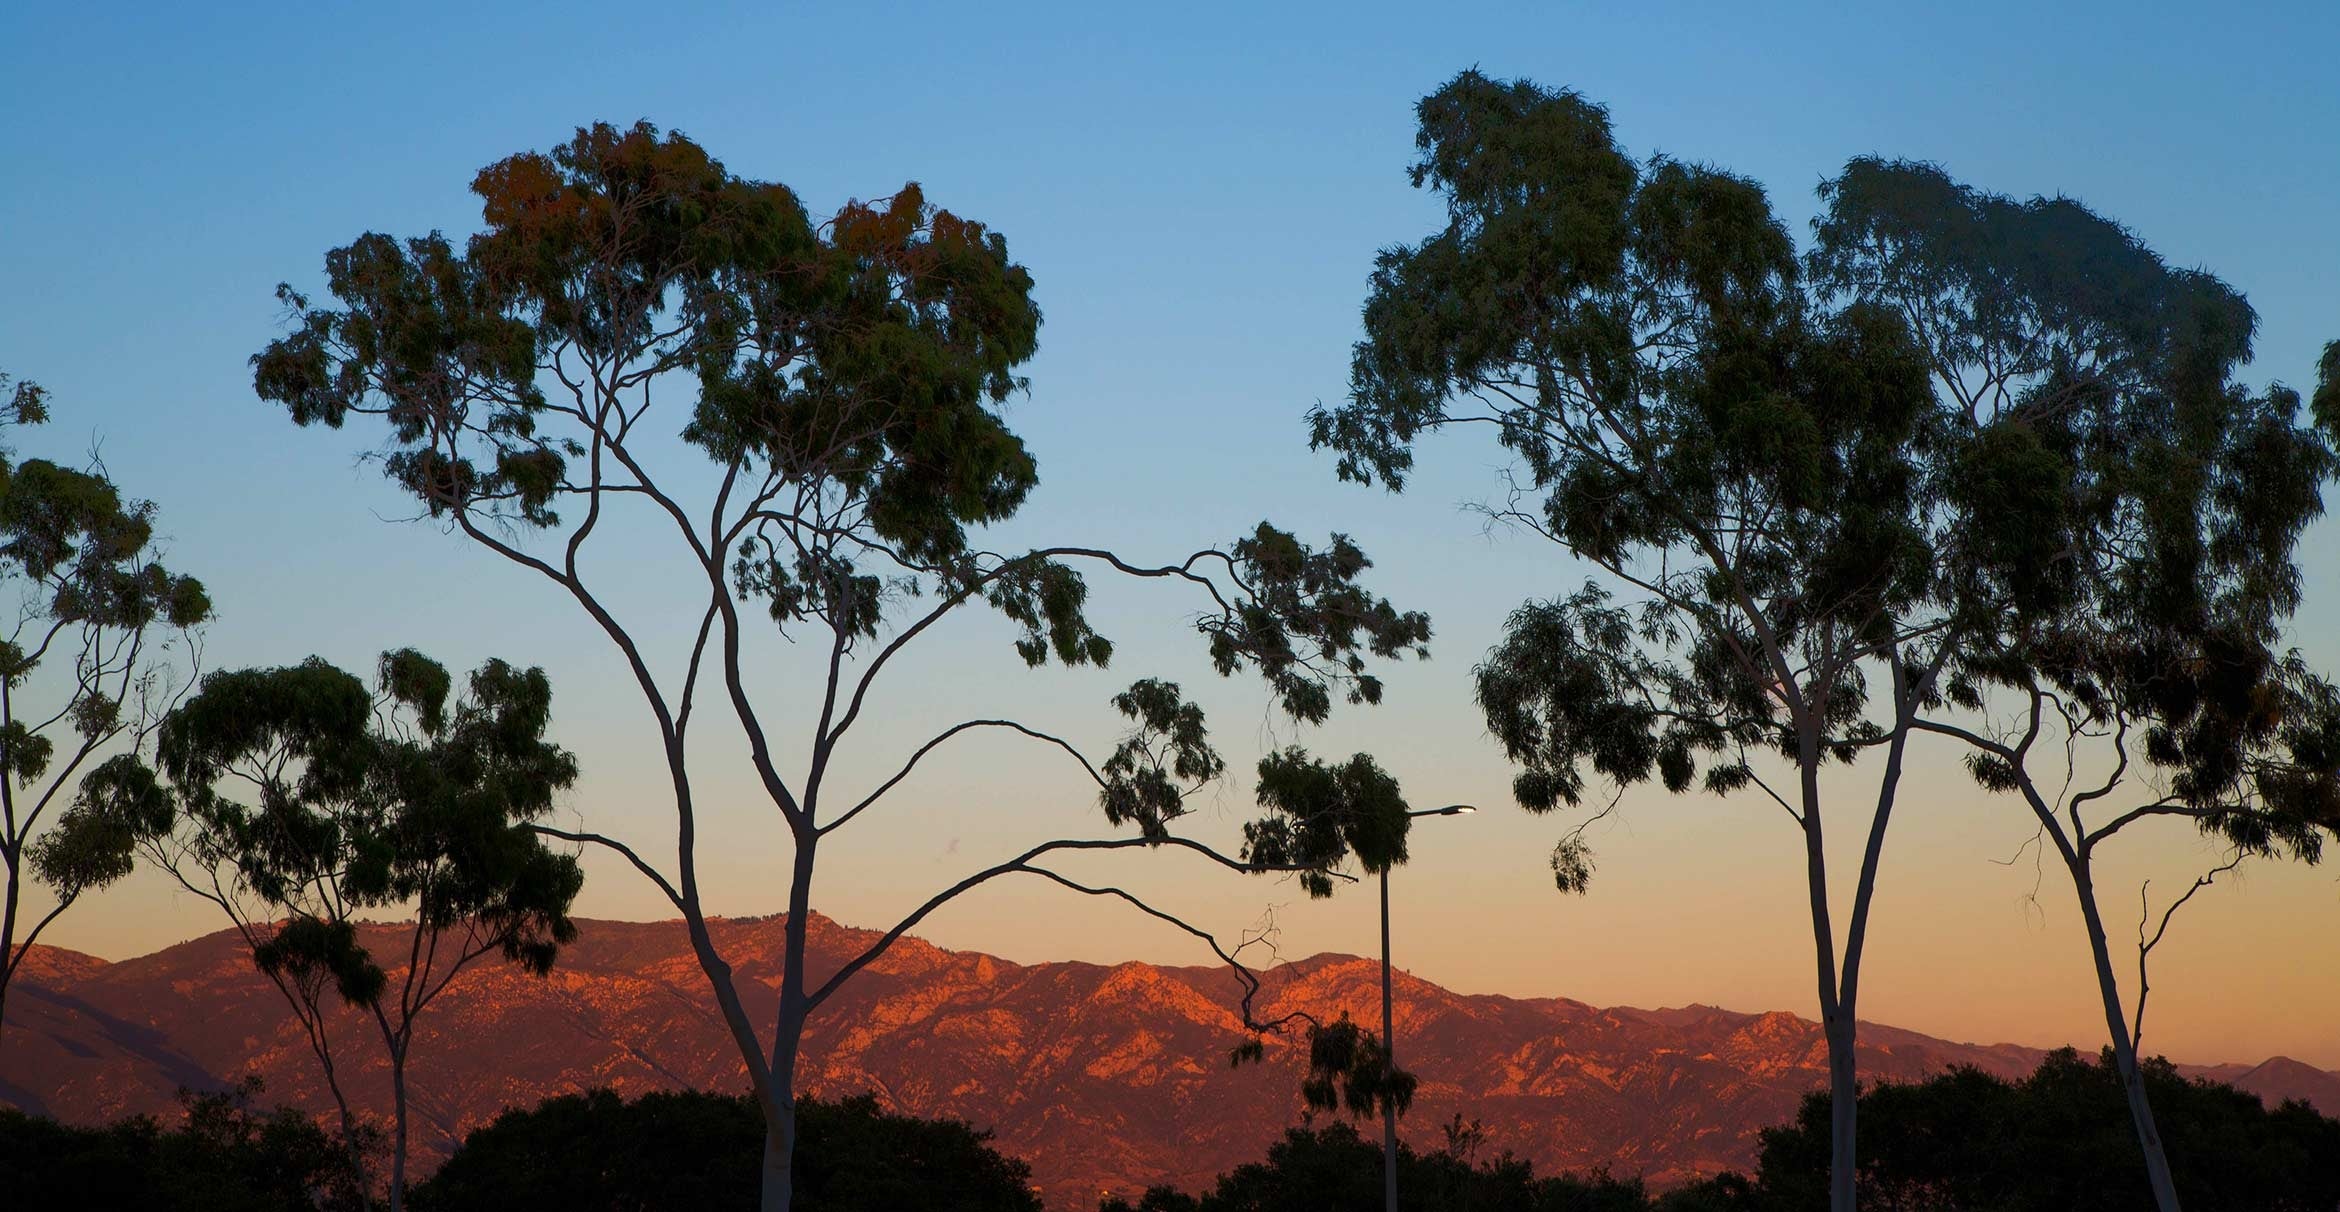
[2132,850,2244,1049]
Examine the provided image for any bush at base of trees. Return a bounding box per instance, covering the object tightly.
[1098,1117,1723,1212]
[0,1078,371,1212]
[9,1055,2336,1211]
[1741,1048,2340,1212]
[1103,1050,2340,1212]
[408,1089,1041,1212]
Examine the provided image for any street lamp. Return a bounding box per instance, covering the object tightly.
[1381,804,1474,1212]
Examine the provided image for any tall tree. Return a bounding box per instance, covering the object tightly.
[0,368,211,1045]
[114,650,584,1211]
[1808,159,2340,1210]
[1313,73,1966,1212]
[252,122,1429,1211]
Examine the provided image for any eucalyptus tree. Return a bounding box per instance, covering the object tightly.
[251,122,1429,1211]
[1810,159,2340,1208]
[1308,73,2052,1212]
[0,369,210,1045]
[118,650,583,1211]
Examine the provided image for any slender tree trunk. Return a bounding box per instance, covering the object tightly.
[388,1046,410,1212]
[1794,729,1860,1212]
[1824,677,1917,1212]
[1823,1014,1858,1212]
[1380,868,1399,1212]
[760,1091,798,1212]
[1804,865,1861,1212]
[760,842,817,1212]
[329,1097,367,1205]
[2071,863,2184,1212]
[0,851,20,1042]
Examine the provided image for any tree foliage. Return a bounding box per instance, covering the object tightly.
[1314,70,1974,872]
[145,651,584,986]
[1738,1049,2340,1212]
[118,650,583,1207]
[0,1078,373,1212]
[0,369,210,1044]
[1098,1117,1703,1212]
[409,1089,1041,1212]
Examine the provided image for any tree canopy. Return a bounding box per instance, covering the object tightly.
[410,1089,1041,1212]
[0,1079,371,1212]
[1740,1049,2340,1212]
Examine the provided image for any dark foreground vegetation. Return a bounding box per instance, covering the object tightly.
[1743,1049,2340,1212]
[1104,1050,2338,1212]
[4,1051,2334,1211]
[411,1090,1039,1212]
[0,1079,370,1212]
[0,1086,1037,1212]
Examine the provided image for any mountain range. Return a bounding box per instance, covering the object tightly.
[4,914,2335,1208]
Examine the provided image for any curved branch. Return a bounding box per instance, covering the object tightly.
[2084,800,2208,852]
[820,720,1103,837]
[2,890,79,988]
[2132,851,2244,1049]
[807,835,1347,1009]
[823,544,1240,749]
[1016,867,1283,1033]
[527,824,684,911]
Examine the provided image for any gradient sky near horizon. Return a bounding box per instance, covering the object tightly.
[5,2,2337,1071]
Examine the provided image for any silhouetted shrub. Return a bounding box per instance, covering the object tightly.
[408,1088,1040,1212]
[0,1077,372,1211]
[1098,1117,1665,1211]
[1103,1050,2340,1212]
[1742,1047,2340,1211]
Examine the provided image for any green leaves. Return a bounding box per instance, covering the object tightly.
[1815,163,2340,851]
[1098,679,1221,839]
[0,370,48,430]
[0,456,208,637]
[1323,77,1948,823]
[257,121,1046,568]
[29,756,169,898]
[255,917,388,1009]
[1204,524,1431,726]
[986,557,1111,668]
[155,650,584,1006]
[1475,585,1753,817]
[1297,1015,1416,1121]
[379,648,453,736]
[1329,72,2340,915]
[0,720,54,786]
[1245,748,1408,893]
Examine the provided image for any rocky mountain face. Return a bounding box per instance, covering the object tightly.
[4,915,2333,1208]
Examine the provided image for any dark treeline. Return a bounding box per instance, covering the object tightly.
[1105,1050,2339,1212]
[0,1078,370,1212]
[0,1087,1039,1212]
[4,1049,2335,1210]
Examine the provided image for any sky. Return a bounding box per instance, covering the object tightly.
[4,1,2337,1070]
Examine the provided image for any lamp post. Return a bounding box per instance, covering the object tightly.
[1382,803,1474,1212]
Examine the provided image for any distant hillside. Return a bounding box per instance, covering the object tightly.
[5,915,2333,1209]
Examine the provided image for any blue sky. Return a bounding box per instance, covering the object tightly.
[5,1,2338,1065]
